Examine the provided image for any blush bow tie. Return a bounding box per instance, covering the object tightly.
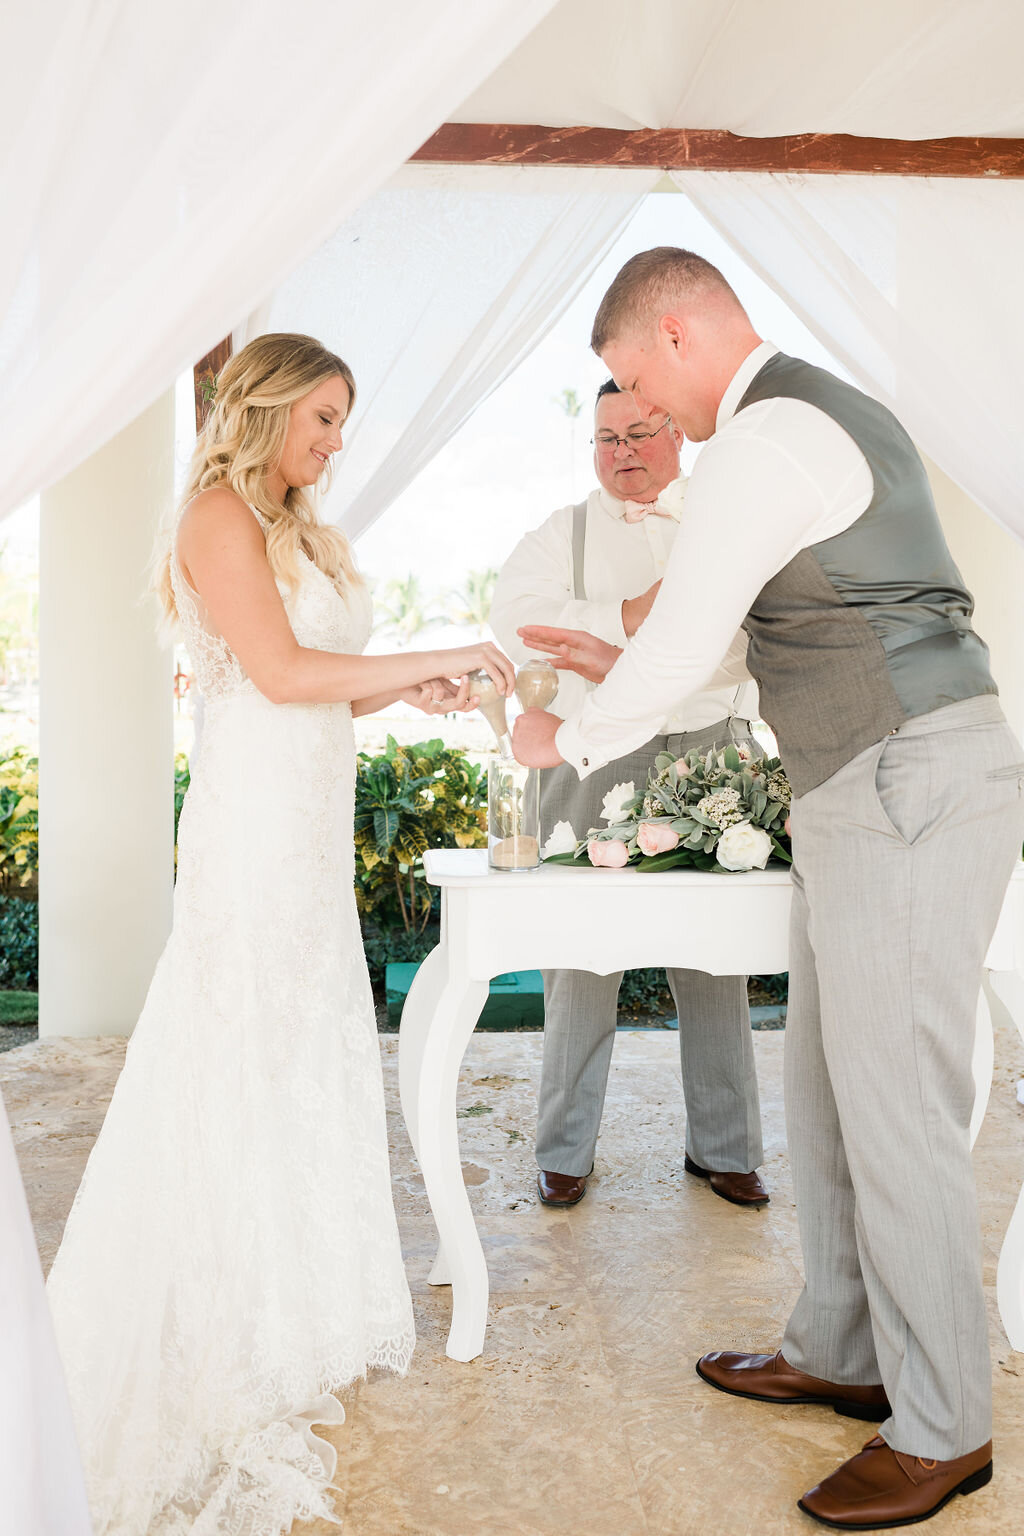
[622,497,676,524]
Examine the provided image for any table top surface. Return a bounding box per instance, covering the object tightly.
[424,848,1024,894]
[424,847,794,890]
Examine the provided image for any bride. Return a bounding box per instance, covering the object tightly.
[46,333,514,1535]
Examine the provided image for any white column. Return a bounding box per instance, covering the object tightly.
[39,393,175,1038]
[926,455,1024,745]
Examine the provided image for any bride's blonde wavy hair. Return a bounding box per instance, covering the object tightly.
[154,333,362,623]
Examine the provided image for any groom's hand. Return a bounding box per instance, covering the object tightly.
[517,624,622,685]
[511,708,564,768]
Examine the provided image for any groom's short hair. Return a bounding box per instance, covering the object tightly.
[595,378,621,406]
[591,247,739,353]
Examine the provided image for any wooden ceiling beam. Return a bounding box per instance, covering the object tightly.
[411,124,1024,178]
[192,336,233,434]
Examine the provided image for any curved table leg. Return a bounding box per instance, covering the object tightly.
[984,970,1024,1351]
[399,944,491,1361]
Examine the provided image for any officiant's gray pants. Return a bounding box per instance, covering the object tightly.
[535,719,764,1179]
[780,696,1024,1460]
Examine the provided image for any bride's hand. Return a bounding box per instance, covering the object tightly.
[439,641,516,696]
[517,625,622,685]
[400,676,476,715]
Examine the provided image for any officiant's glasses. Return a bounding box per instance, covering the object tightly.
[592,417,671,451]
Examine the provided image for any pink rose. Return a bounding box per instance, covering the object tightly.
[637,822,680,856]
[784,815,792,838]
[587,838,629,868]
[673,759,691,777]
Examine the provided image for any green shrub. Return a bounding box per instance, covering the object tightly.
[361,917,439,992]
[0,743,39,890]
[750,972,789,1003]
[174,752,190,847]
[354,736,487,937]
[0,893,38,989]
[617,969,673,1017]
[617,969,789,1017]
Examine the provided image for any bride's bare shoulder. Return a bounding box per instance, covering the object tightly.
[178,487,264,552]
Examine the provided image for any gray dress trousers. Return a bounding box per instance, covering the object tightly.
[780,695,1024,1459]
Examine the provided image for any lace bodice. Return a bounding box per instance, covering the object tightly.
[170,511,373,698]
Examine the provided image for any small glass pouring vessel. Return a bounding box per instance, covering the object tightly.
[514,658,559,712]
[467,667,513,756]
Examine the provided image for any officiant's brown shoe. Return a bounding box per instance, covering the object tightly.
[537,1169,589,1206]
[798,1435,993,1529]
[684,1153,769,1206]
[696,1350,891,1421]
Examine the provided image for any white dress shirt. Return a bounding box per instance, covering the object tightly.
[555,343,875,778]
[490,475,754,732]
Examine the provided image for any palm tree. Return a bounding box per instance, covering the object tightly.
[554,386,585,499]
[449,568,499,636]
[373,573,444,644]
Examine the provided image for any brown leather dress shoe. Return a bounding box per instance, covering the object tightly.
[536,1168,590,1206]
[684,1152,769,1206]
[798,1434,993,1529]
[696,1350,891,1422]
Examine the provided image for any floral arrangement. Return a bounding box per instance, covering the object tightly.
[542,741,792,874]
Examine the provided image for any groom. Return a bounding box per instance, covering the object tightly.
[512,246,1024,1530]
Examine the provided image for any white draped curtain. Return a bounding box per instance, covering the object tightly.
[240,165,658,539]
[0,0,558,524]
[672,171,1024,544]
[1,4,561,1530]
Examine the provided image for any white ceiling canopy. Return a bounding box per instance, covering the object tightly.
[454,0,1024,138]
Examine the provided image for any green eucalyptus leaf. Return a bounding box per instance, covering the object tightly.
[635,849,689,872]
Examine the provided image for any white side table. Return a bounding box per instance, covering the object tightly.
[398,852,1024,1362]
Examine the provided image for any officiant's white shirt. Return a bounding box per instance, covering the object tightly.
[555,343,875,778]
[491,477,755,733]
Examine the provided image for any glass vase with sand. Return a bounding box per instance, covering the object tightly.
[487,756,540,871]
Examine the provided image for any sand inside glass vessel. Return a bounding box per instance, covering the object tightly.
[514,659,559,712]
[467,668,511,754]
[488,756,540,870]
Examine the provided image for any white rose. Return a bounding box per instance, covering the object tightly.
[716,822,773,872]
[599,780,636,824]
[542,820,577,858]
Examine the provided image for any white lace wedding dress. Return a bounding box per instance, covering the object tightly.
[47,516,415,1535]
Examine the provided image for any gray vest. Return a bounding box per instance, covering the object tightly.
[738,353,996,795]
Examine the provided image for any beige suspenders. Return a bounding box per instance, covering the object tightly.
[571,499,587,602]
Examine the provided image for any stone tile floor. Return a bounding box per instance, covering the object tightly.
[2,1022,1022,1535]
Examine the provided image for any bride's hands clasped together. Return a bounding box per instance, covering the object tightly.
[399,645,514,717]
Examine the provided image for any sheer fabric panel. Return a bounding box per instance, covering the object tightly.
[0,1109,92,1536]
[237,164,658,539]
[673,170,1024,543]
[0,0,558,522]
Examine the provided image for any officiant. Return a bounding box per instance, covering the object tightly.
[490,380,768,1212]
